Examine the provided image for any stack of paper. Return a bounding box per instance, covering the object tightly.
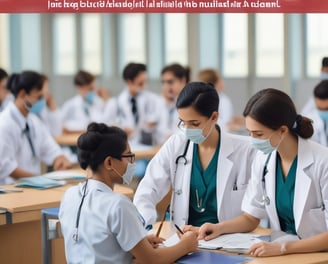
[15,176,66,189]
[42,170,86,181]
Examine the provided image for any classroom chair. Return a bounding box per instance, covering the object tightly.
[41,207,60,264]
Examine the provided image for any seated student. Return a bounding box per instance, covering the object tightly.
[133,82,256,228]
[160,63,190,137]
[302,57,328,116]
[0,71,71,185]
[196,88,328,257]
[32,74,63,137]
[306,80,328,146]
[103,62,164,146]
[59,122,198,264]
[0,68,14,112]
[198,68,234,131]
[61,70,107,133]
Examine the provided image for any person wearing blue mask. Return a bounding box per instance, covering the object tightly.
[302,57,328,116]
[133,82,256,229]
[0,71,71,185]
[197,88,328,257]
[59,122,198,264]
[61,70,108,133]
[305,80,328,146]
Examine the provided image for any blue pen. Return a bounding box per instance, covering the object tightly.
[174,224,184,235]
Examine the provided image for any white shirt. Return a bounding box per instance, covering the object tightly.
[0,102,63,185]
[242,137,328,239]
[59,180,147,264]
[306,108,328,146]
[103,89,166,146]
[0,93,14,112]
[37,108,63,137]
[134,131,257,227]
[61,94,105,132]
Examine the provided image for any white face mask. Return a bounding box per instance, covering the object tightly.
[113,162,136,185]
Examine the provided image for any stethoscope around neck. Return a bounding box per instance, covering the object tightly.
[261,153,272,206]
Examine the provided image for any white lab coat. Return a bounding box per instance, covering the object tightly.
[133,131,257,227]
[59,180,147,264]
[242,137,328,239]
[103,89,167,146]
[0,102,63,185]
[61,94,105,132]
[306,109,328,146]
[0,93,14,112]
[37,108,63,137]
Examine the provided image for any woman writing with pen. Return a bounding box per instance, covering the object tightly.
[59,122,198,264]
[195,88,328,257]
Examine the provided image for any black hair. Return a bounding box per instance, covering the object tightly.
[77,123,128,172]
[122,63,146,81]
[314,80,328,100]
[74,70,95,86]
[243,88,313,139]
[322,57,328,68]
[0,68,8,82]
[176,82,218,118]
[161,63,190,83]
[6,71,43,98]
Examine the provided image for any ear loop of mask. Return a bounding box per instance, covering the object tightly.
[73,179,88,242]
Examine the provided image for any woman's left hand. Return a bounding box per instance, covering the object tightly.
[146,235,165,248]
[248,242,283,257]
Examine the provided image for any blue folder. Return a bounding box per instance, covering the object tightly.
[177,251,251,264]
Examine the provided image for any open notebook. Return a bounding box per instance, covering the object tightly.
[164,232,268,254]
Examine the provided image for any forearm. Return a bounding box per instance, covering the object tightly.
[219,213,259,235]
[285,232,328,254]
[10,168,35,179]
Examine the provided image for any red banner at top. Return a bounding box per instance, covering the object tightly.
[0,0,327,13]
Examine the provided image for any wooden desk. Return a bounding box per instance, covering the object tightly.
[55,133,160,160]
[0,182,134,264]
[153,222,328,264]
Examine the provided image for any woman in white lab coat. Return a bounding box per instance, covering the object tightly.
[197,88,328,257]
[133,82,256,228]
[59,123,197,264]
[0,71,71,185]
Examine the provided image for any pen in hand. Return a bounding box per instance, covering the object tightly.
[174,224,185,235]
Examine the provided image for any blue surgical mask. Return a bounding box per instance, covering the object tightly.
[27,98,46,114]
[317,110,328,122]
[250,137,276,154]
[181,127,206,144]
[85,91,96,105]
[320,72,328,80]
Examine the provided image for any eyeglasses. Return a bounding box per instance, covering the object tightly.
[177,120,201,130]
[121,153,135,163]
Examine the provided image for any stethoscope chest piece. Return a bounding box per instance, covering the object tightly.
[262,195,270,206]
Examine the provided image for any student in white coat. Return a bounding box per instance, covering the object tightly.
[59,123,197,264]
[0,68,13,112]
[198,68,234,131]
[61,70,106,133]
[133,82,256,229]
[197,88,328,257]
[103,63,164,146]
[306,80,328,146]
[0,71,71,185]
[159,63,190,138]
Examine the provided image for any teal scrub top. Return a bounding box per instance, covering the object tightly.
[188,141,220,227]
[275,154,298,235]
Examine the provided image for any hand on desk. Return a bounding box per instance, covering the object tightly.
[53,155,72,171]
[147,235,165,248]
[248,241,283,257]
[184,223,220,241]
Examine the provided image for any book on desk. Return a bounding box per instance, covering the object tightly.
[177,251,252,264]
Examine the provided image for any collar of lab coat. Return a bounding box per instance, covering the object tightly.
[78,179,113,196]
[265,137,314,232]
[8,101,28,132]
